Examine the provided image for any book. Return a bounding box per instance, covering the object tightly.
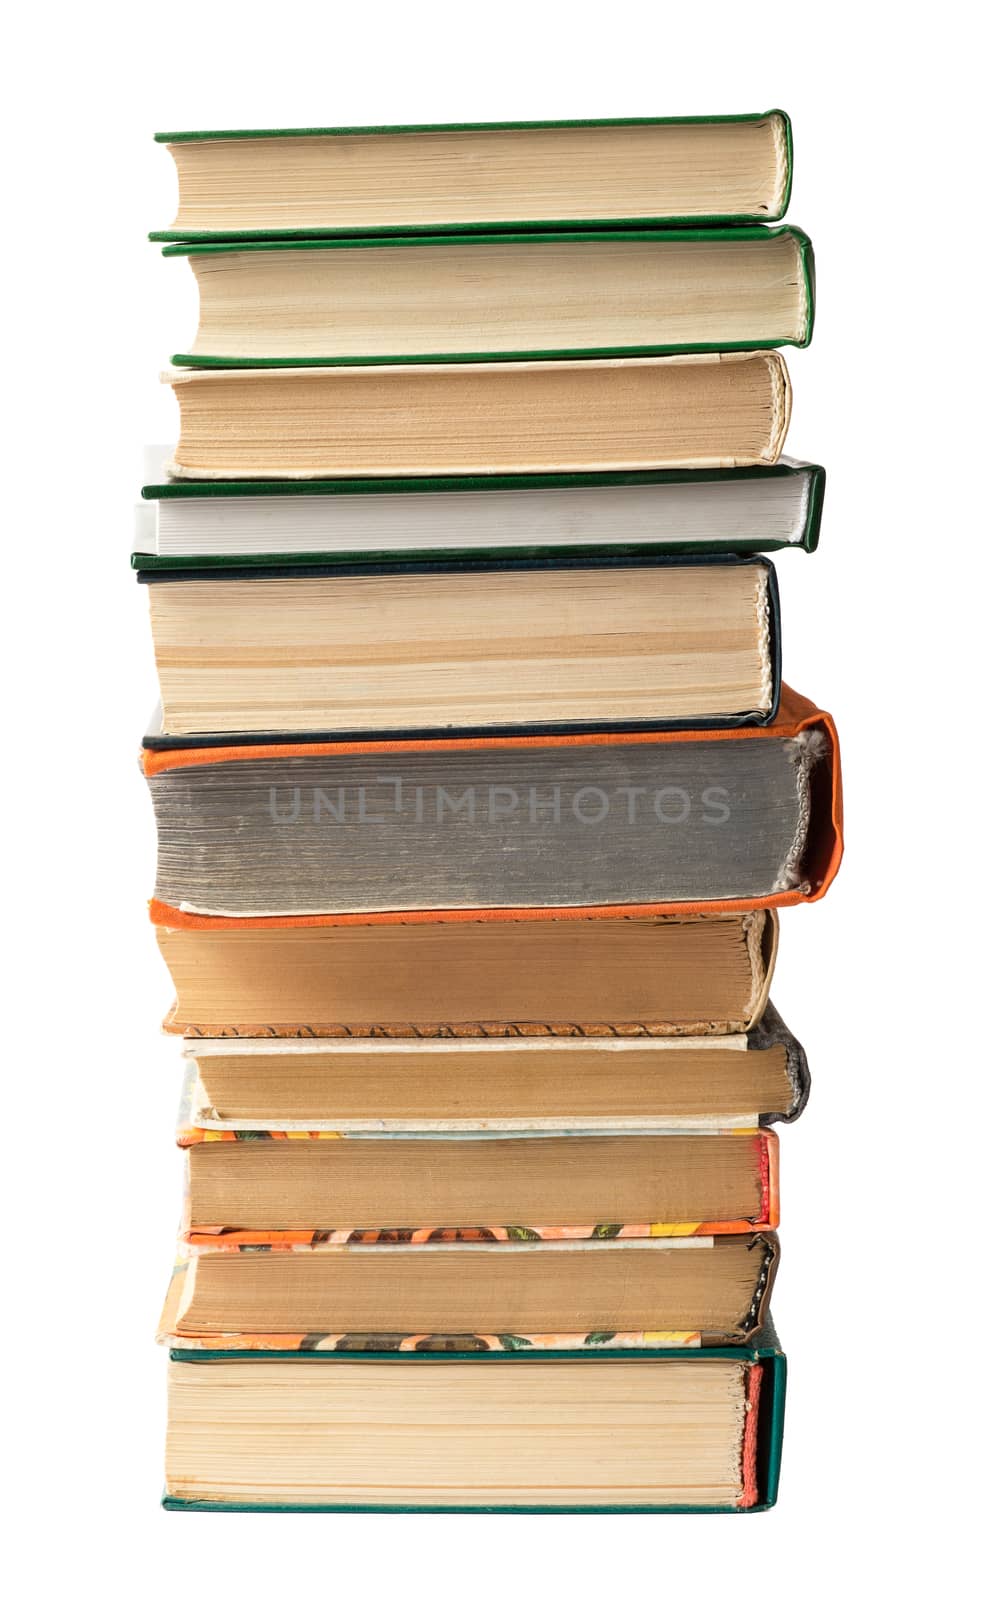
[138,554,782,738]
[165,226,813,366]
[162,1336,785,1511]
[134,459,826,566]
[151,113,793,241]
[163,351,792,479]
[178,1124,779,1238]
[181,1001,808,1130]
[154,909,779,1038]
[142,688,841,919]
[158,1231,779,1351]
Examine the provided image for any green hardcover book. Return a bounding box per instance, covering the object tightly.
[163,1331,785,1513]
[164,226,813,367]
[151,112,793,241]
[134,459,825,569]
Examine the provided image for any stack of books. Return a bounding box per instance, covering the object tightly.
[140,111,842,1513]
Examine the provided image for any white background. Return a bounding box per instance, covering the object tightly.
[4,2,989,1592]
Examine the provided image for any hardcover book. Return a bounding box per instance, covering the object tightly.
[152,112,793,240]
[159,1231,780,1352]
[138,554,782,737]
[134,459,825,565]
[163,1336,786,1511]
[142,687,842,919]
[178,1123,780,1240]
[180,1001,808,1130]
[165,226,813,366]
[154,909,780,1038]
[163,351,792,479]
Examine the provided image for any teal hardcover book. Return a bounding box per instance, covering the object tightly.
[164,1332,785,1513]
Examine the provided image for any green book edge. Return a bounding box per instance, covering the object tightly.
[133,462,825,568]
[150,111,792,239]
[164,225,813,364]
[141,460,821,502]
[163,1340,785,1514]
[154,110,790,146]
[162,223,801,255]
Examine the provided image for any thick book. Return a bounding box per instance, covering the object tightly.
[165,226,813,366]
[134,459,826,566]
[142,687,842,920]
[180,1001,808,1130]
[151,112,793,240]
[178,1123,780,1241]
[137,554,782,738]
[159,1230,779,1353]
[163,1334,786,1511]
[155,908,779,1039]
[163,351,792,479]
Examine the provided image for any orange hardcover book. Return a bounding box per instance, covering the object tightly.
[145,685,841,929]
